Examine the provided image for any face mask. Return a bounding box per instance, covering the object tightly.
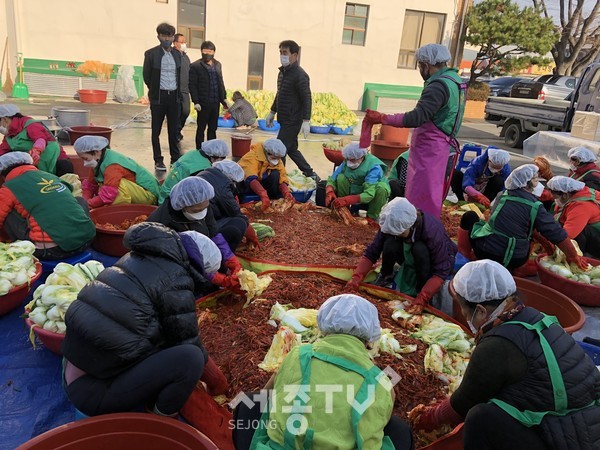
[467,310,479,335]
[569,163,578,171]
[83,159,98,168]
[160,39,172,49]
[488,165,501,174]
[555,197,565,207]
[346,161,361,170]
[531,182,544,197]
[467,300,507,335]
[183,209,208,221]
[0,126,7,135]
[280,55,290,66]
[180,43,187,52]
[419,63,430,81]
[268,157,280,166]
[202,53,214,62]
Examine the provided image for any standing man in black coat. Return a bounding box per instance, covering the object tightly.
[266,40,318,181]
[173,33,191,142]
[143,23,182,172]
[189,41,228,149]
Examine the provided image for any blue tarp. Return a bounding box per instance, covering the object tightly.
[0,250,118,450]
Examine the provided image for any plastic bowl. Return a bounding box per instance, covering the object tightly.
[77,89,108,104]
[257,119,280,132]
[536,256,600,306]
[67,154,92,179]
[68,126,113,145]
[25,316,65,354]
[323,147,344,165]
[331,126,353,135]
[0,262,42,317]
[370,140,410,160]
[15,412,218,450]
[578,341,600,365]
[89,204,157,257]
[291,189,315,203]
[310,125,332,134]
[217,117,235,128]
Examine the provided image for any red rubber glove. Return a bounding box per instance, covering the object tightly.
[249,179,271,212]
[344,256,373,292]
[405,295,426,315]
[211,272,243,295]
[199,356,229,396]
[333,194,361,209]
[224,256,243,274]
[415,275,445,305]
[364,109,383,125]
[557,238,588,271]
[533,231,555,255]
[325,185,337,207]
[30,147,42,165]
[244,224,260,249]
[279,183,295,202]
[412,398,463,432]
[469,191,491,208]
[87,196,105,209]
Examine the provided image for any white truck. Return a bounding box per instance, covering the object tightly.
[484,63,600,148]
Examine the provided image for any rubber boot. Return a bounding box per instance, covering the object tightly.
[199,356,229,396]
[457,227,475,261]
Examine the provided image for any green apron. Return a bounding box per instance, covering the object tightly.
[471,192,541,266]
[554,188,600,233]
[489,314,600,427]
[4,170,95,251]
[572,169,600,182]
[5,119,60,174]
[250,344,395,450]
[393,241,418,297]
[96,149,160,198]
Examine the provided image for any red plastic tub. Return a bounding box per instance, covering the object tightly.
[380,125,410,145]
[25,316,65,354]
[67,154,92,180]
[0,262,42,316]
[536,256,600,306]
[68,126,113,145]
[77,89,108,104]
[16,412,218,450]
[231,134,252,158]
[90,204,157,257]
[370,140,409,161]
[323,147,344,165]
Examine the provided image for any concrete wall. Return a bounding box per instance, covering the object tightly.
[4,0,458,109]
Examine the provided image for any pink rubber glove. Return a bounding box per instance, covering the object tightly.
[381,113,405,128]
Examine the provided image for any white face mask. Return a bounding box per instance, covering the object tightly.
[268,157,280,166]
[83,159,98,168]
[488,166,501,174]
[555,197,565,207]
[467,300,508,334]
[280,55,290,66]
[183,209,208,221]
[0,126,8,135]
[569,163,578,171]
[531,182,544,197]
[180,43,187,53]
[346,160,361,170]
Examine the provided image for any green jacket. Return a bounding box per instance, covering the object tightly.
[96,149,159,198]
[426,67,465,137]
[158,150,211,204]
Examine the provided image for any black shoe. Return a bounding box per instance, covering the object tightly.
[155,162,167,171]
[307,173,321,183]
[371,273,394,289]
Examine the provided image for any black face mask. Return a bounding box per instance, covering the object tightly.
[202,54,214,62]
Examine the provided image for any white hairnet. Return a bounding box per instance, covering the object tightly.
[378,197,418,235]
[415,44,451,65]
[317,294,381,343]
[201,139,230,158]
[0,104,20,118]
[504,164,538,190]
[0,152,33,172]
[487,148,510,166]
[342,143,367,160]
[453,260,516,303]
[547,176,585,193]
[212,160,245,182]
[180,231,222,274]
[568,147,597,163]
[170,177,215,210]
[263,139,287,157]
[73,136,110,154]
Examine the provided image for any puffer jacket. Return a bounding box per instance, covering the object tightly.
[146,198,219,236]
[554,187,600,239]
[569,162,600,191]
[188,59,226,107]
[270,62,311,124]
[197,167,248,223]
[63,223,210,379]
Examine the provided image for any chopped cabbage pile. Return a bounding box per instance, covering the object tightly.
[0,241,38,295]
[539,240,599,286]
[237,270,272,304]
[286,169,317,192]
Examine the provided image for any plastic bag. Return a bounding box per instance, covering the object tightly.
[113,65,138,103]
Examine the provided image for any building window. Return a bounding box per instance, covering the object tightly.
[342,3,369,46]
[397,10,446,69]
[247,42,265,90]
[177,0,206,49]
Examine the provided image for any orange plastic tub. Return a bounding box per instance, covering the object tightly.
[68,126,113,145]
[25,316,65,354]
[323,147,344,165]
[380,125,410,145]
[67,154,92,180]
[77,89,108,104]
[0,262,42,316]
[16,412,218,450]
[536,256,600,306]
[370,140,409,161]
[90,204,157,257]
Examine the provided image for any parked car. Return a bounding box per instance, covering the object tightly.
[510,74,577,101]
[487,76,527,97]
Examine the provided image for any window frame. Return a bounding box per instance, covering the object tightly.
[177,0,206,50]
[342,3,369,47]
[397,9,446,69]
[247,41,265,91]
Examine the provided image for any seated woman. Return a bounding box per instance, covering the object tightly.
[388,150,409,201]
[238,138,294,211]
[233,294,413,450]
[457,164,587,273]
[148,177,243,289]
[325,143,390,221]
[198,160,258,250]
[158,139,230,204]
[346,197,456,315]
[0,103,73,176]
[568,146,600,190]
[0,152,95,260]
[74,136,159,208]
[450,147,511,207]
[228,91,258,128]
[412,260,600,450]
[546,176,600,258]
[62,223,228,417]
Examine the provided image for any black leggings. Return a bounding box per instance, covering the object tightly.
[463,403,548,450]
[232,395,414,450]
[65,344,205,417]
[217,216,249,252]
[380,238,432,291]
[245,171,281,200]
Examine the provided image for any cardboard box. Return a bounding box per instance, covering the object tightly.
[571,111,600,141]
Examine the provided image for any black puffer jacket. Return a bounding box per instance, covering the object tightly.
[146,198,219,236]
[62,223,209,379]
[188,59,226,107]
[198,167,248,223]
[270,62,311,124]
